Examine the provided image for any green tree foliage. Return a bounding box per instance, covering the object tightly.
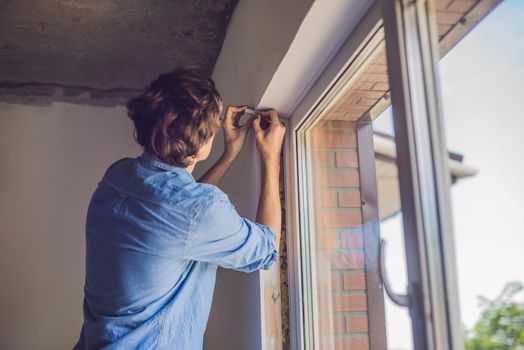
[465,281,524,350]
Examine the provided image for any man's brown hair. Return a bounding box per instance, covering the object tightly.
[126,68,222,167]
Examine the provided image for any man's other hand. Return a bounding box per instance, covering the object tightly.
[253,110,286,166]
[222,105,254,161]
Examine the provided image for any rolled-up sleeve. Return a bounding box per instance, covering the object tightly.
[184,190,278,272]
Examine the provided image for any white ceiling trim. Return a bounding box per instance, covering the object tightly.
[256,0,375,117]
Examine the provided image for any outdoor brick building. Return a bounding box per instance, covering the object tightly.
[312,120,370,349]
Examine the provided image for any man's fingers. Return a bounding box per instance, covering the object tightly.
[245,115,256,128]
[252,115,263,135]
[225,105,247,127]
[227,105,248,113]
[238,115,256,133]
[259,109,280,125]
[269,110,280,124]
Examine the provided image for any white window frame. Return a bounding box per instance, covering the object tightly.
[283,1,464,349]
[283,5,385,349]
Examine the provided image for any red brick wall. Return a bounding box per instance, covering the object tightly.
[310,120,370,350]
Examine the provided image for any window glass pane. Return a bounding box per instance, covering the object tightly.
[372,106,413,350]
[298,35,412,350]
[437,0,524,347]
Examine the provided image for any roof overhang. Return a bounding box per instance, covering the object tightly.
[374,132,478,221]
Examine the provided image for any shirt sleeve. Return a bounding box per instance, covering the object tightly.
[184,189,278,272]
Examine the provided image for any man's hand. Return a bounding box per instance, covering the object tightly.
[223,105,254,161]
[252,110,286,166]
[198,105,253,186]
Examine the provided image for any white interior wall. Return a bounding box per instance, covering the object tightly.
[199,1,316,349]
[0,102,140,349]
[195,133,265,350]
[203,1,375,349]
[211,0,315,109]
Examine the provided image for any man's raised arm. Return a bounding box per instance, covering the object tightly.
[252,110,285,250]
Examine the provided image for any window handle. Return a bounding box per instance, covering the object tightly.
[379,239,410,307]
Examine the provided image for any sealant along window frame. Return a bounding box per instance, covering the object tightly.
[284,4,386,350]
[284,0,463,349]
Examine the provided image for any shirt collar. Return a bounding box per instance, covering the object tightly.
[138,150,195,183]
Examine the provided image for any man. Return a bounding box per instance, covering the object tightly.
[74,68,285,349]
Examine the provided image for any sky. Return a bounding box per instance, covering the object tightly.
[372,0,524,348]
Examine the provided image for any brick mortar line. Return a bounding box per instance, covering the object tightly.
[327,331,370,336]
[333,270,366,274]
[314,147,358,151]
[315,165,360,169]
[315,207,362,212]
[314,127,358,131]
[331,290,368,295]
[329,311,368,317]
[318,233,364,237]
[317,187,361,191]
[329,270,366,276]
[330,248,366,253]
[315,168,360,173]
[331,268,366,273]
[332,333,369,338]
[316,268,366,275]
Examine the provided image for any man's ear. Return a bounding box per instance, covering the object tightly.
[188,154,198,163]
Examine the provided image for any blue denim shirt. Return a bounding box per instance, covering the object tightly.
[75,151,278,350]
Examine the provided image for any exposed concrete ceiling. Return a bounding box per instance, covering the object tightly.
[0,0,238,105]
